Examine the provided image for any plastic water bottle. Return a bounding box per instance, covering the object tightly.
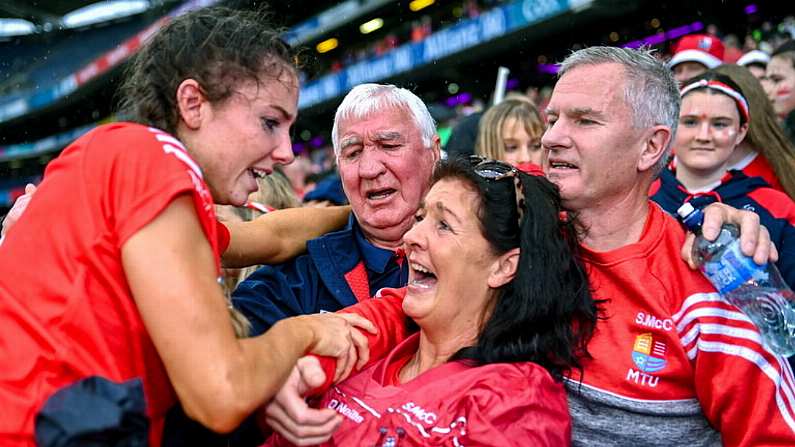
[677,203,795,356]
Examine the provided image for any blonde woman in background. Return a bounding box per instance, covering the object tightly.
[217,168,301,294]
[475,93,545,168]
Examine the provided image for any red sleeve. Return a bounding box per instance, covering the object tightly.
[87,123,219,258]
[458,365,571,446]
[675,290,795,446]
[312,288,412,394]
[216,220,230,254]
[748,188,795,226]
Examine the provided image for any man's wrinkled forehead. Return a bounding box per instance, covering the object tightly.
[339,130,405,150]
[548,64,626,111]
[339,106,419,136]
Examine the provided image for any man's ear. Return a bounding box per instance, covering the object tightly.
[430,135,441,163]
[638,125,672,172]
[175,79,206,130]
[487,248,520,289]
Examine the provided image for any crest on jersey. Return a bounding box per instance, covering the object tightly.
[631,332,667,373]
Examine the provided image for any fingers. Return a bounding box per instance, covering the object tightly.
[263,360,342,444]
[265,403,341,446]
[297,356,327,390]
[736,209,761,257]
[335,343,356,383]
[701,203,730,241]
[332,340,352,383]
[350,325,370,371]
[24,183,36,194]
[769,240,779,264]
[681,232,698,270]
[337,312,377,334]
[701,203,776,265]
[750,227,777,265]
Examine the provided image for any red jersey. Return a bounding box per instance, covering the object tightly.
[269,297,570,446]
[566,203,795,445]
[731,150,784,193]
[665,151,784,194]
[330,205,795,446]
[0,123,220,446]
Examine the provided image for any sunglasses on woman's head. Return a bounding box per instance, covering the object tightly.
[468,155,517,180]
[468,155,526,223]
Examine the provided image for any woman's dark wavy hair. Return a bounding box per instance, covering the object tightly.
[440,157,598,380]
[117,6,296,135]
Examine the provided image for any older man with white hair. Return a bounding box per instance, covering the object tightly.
[232,84,439,335]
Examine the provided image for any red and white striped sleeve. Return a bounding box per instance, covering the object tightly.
[674,291,795,446]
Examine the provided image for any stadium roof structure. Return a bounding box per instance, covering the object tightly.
[0,0,103,25]
[0,0,345,36]
[0,0,171,35]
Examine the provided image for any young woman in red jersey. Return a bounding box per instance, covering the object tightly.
[651,72,795,289]
[0,7,370,446]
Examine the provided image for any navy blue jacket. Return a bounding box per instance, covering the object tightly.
[651,168,795,288]
[233,214,409,336]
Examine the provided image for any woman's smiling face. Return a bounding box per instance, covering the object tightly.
[402,178,501,332]
[675,90,747,176]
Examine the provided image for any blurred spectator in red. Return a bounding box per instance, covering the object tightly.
[722,34,743,63]
[668,34,725,83]
[465,0,480,18]
[738,49,771,82]
[411,16,432,42]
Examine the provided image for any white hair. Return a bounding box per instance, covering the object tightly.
[331,83,437,155]
[559,46,681,174]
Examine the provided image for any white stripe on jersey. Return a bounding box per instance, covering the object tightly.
[161,144,203,179]
[681,322,763,348]
[697,340,795,433]
[672,292,722,320]
[675,292,795,434]
[351,395,381,418]
[676,306,750,334]
[146,128,203,178]
[682,324,795,417]
[153,132,187,151]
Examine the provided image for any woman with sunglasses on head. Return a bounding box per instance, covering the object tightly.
[650,72,795,288]
[0,7,370,446]
[264,156,599,446]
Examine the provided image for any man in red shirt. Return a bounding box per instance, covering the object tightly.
[267,46,794,446]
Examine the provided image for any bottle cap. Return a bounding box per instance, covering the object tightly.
[677,202,704,231]
[677,202,695,219]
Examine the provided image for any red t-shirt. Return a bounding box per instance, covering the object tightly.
[0,122,220,446]
[736,151,784,193]
[267,330,571,446]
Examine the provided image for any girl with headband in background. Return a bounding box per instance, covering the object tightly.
[650,72,795,289]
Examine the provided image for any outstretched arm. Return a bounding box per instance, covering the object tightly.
[222,206,351,268]
[122,196,370,433]
[261,289,412,444]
